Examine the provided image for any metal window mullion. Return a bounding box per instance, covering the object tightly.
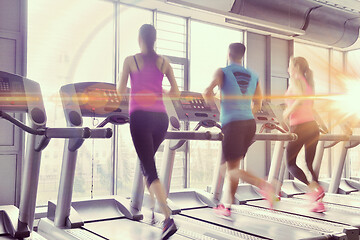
[342,50,348,177]
[264,36,272,176]
[184,17,190,188]
[17,0,28,207]
[112,2,120,196]
[328,48,333,179]
[243,30,248,68]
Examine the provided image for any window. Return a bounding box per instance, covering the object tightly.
[347,49,360,77]
[116,9,188,194]
[156,13,188,190]
[156,13,187,58]
[329,50,345,178]
[346,50,360,179]
[190,21,243,93]
[28,0,115,205]
[116,5,153,195]
[189,20,242,189]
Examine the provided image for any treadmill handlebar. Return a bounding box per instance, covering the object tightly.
[165,131,296,142]
[44,127,91,139]
[0,111,42,135]
[89,128,113,138]
[254,133,297,141]
[0,111,92,138]
[165,131,223,141]
[318,134,350,142]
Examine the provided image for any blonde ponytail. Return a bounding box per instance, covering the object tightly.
[304,68,314,92]
[291,56,314,92]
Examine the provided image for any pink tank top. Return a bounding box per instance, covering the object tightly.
[129,54,166,114]
[285,77,315,126]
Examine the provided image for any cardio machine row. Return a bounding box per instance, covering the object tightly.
[1,73,360,240]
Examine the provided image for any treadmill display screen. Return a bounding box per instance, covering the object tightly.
[179,96,211,112]
[0,77,10,92]
[171,91,219,122]
[0,77,27,111]
[73,82,129,117]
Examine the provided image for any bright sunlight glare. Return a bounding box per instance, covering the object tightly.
[330,78,360,120]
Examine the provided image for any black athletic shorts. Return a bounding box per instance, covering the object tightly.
[222,119,256,163]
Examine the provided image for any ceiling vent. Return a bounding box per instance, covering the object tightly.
[167,0,360,48]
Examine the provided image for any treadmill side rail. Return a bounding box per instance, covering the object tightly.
[0,206,30,238]
[47,201,84,228]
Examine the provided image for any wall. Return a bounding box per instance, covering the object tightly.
[0,0,26,205]
[246,32,291,178]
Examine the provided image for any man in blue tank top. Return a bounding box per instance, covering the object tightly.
[204,43,278,219]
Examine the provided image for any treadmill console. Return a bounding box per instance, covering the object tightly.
[170,91,219,122]
[254,102,280,125]
[69,82,129,118]
[254,102,290,132]
[0,75,27,112]
[0,71,46,125]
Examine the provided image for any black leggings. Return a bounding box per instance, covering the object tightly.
[130,110,169,187]
[286,121,319,185]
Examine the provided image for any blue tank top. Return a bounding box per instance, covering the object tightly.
[220,63,258,126]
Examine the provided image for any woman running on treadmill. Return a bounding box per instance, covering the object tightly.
[204,43,279,219]
[117,24,180,239]
[283,56,325,213]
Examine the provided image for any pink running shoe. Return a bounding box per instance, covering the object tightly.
[213,204,232,220]
[258,183,280,209]
[310,201,326,213]
[306,186,325,202]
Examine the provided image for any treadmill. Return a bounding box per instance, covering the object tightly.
[292,114,360,210]
[320,119,360,196]
[244,104,360,240]
[147,92,343,240]
[0,71,98,239]
[38,82,265,240]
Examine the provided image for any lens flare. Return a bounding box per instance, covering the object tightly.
[329,78,360,120]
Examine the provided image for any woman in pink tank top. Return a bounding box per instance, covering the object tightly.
[283,57,325,213]
[117,24,180,239]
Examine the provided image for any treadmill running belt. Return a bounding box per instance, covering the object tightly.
[295,194,360,208]
[180,208,329,240]
[83,219,189,240]
[248,198,360,229]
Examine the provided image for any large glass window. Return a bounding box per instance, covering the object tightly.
[329,50,345,178]
[346,50,360,179]
[156,13,188,190]
[156,13,187,58]
[347,49,360,77]
[189,20,242,189]
[116,5,153,195]
[28,0,115,205]
[116,10,187,194]
[294,43,330,95]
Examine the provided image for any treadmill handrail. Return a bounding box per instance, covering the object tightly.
[254,133,297,141]
[165,131,297,141]
[0,111,43,135]
[165,131,223,141]
[318,134,350,142]
[0,110,91,138]
[89,128,113,138]
[45,128,91,139]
